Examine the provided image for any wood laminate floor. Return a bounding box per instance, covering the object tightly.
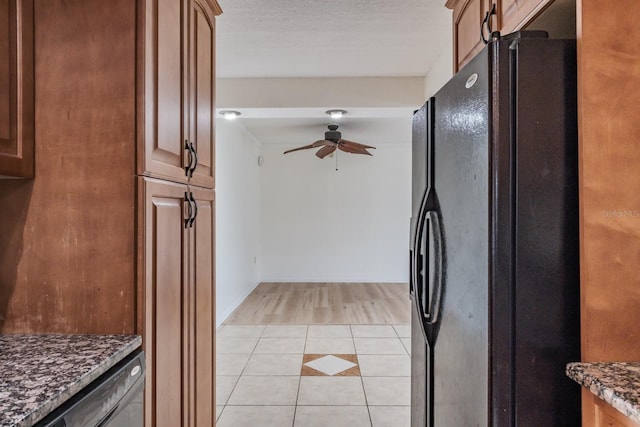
[223,282,411,325]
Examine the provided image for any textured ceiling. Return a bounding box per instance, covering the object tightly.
[215,1,452,146]
[216,0,451,78]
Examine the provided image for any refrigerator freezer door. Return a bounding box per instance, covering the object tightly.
[430,44,491,427]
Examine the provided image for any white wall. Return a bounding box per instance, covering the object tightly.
[424,44,454,99]
[215,119,261,326]
[259,142,411,283]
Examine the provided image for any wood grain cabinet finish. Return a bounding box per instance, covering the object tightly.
[142,0,218,188]
[0,0,34,178]
[188,0,216,189]
[499,0,554,34]
[449,0,493,72]
[446,0,556,71]
[583,391,640,427]
[0,0,220,425]
[140,178,215,427]
[579,0,640,423]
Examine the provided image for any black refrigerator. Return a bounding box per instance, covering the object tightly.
[409,31,581,427]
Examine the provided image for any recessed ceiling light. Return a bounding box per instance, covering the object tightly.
[219,110,241,120]
[326,109,347,120]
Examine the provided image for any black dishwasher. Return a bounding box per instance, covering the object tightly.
[36,350,145,427]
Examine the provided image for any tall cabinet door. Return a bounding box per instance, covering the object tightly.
[140,177,189,427]
[142,0,189,183]
[0,0,34,178]
[188,0,216,188]
[188,186,215,426]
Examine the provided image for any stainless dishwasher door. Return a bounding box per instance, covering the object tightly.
[37,350,145,427]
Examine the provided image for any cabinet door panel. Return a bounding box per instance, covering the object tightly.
[0,0,33,178]
[454,0,489,71]
[190,186,215,426]
[141,178,188,427]
[500,0,551,34]
[188,0,215,188]
[142,0,188,183]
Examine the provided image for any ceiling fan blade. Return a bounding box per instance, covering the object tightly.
[337,144,373,156]
[339,139,376,150]
[283,140,334,154]
[312,139,336,147]
[283,144,317,154]
[315,144,337,159]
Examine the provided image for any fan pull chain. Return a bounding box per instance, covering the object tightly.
[335,149,339,171]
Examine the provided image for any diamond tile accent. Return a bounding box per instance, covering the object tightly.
[301,354,360,376]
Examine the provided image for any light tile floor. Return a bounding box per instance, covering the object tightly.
[216,324,411,427]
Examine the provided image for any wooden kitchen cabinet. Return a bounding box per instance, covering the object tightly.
[142,0,218,188]
[448,0,494,71]
[188,0,216,188]
[0,0,34,178]
[140,178,215,427]
[578,0,640,424]
[189,185,215,426]
[0,0,220,425]
[499,0,554,34]
[583,391,640,427]
[446,0,557,71]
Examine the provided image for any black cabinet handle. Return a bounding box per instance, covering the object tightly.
[184,140,194,176]
[188,192,198,227]
[188,142,198,178]
[481,3,497,45]
[184,191,193,228]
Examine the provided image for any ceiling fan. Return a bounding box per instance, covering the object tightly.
[283,124,376,159]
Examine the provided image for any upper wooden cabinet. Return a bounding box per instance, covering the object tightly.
[188,0,216,188]
[500,0,555,34]
[0,0,34,178]
[446,0,556,71]
[142,0,219,188]
[449,0,493,72]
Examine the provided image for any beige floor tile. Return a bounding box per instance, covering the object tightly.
[307,324,352,338]
[216,375,239,406]
[297,377,366,406]
[362,377,411,406]
[304,337,355,354]
[354,338,407,355]
[351,325,397,338]
[253,337,306,354]
[262,324,308,337]
[216,353,250,375]
[217,406,296,427]
[216,406,224,421]
[243,354,303,375]
[392,324,411,338]
[369,405,410,427]
[227,375,300,405]
[294,406,371,427]
[216,337,259,354]
[357,354,411,377]
[217,324,266,338]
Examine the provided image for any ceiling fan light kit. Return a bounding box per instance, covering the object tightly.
[283,123,376,159]
[219,110,241,120]
[326,109,347,119]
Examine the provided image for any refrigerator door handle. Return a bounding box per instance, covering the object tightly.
[412,189,430,312]
[425,210,444,325]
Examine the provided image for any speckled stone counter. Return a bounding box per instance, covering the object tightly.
[0,334,142,427]
[567,362,640,424]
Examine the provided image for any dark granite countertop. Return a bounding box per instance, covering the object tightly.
[567,362,640,424]
[0,334,142,427]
